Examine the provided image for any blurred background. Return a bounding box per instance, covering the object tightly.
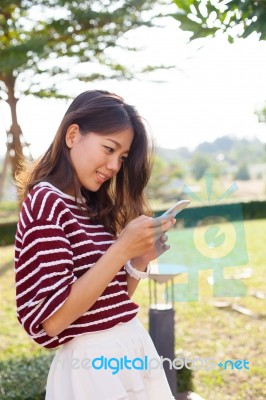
[0,1,266,399]
[0,0,266,206]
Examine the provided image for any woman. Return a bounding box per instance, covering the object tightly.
[15,90,176,400]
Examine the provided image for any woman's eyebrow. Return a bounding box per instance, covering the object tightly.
[105,139,130,153]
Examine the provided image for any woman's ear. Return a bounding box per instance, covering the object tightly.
[65,124,80,148]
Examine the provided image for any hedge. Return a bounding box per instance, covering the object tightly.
[154,200,266,227]
[1,201,266,246]
[0,354,54,400]
[0,222,17,246]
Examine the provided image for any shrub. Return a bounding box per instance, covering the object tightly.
[0,354,54,400]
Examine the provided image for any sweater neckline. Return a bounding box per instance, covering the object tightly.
[35,182,86,204]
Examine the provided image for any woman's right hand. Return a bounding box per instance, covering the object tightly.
[116,214,175,261]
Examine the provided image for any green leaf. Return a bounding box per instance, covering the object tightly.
[228,35,234,44]
[174,0,192,13]
[174,0,266,41]
[0,0,166,90]
[190,27,218,40]
[173,13,202,32]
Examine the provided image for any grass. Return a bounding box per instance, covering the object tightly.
[134,219,266,400]
[0,202,18,224]
[1,219,266,399]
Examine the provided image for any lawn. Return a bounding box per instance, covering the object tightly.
[0,219,266,399]
[0,202,19,224]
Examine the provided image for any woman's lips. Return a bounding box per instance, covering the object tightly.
[96,171,111,183]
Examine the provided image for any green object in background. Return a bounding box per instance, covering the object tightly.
[0,222,17,246]
[0,355,54,400]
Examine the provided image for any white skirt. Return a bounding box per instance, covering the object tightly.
[45,316,175,400]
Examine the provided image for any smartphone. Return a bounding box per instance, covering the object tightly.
[160,199,191,218]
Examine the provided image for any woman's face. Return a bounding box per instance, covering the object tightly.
[66,125,134,192]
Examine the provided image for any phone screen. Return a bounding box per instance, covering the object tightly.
[160,199,190,218]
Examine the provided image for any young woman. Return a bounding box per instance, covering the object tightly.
[15,90,176,400]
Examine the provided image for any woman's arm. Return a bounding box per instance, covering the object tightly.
[42,239,128,337]
[126,259,149,298]
[126,230,172,298]
[42,215,174,337]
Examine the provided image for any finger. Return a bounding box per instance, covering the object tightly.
[160,244,170,256]
[151,220,175,239]
[150,219,175,235]
[155,236,169,248]
[151,214,174,227]
[160,233,168,243]
[152,225,168,240]
[155,241,170,257]
[129,215,152,226]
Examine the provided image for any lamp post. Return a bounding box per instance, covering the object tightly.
[148,262,188,398]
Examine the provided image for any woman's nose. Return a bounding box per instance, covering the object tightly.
[106,157,122,173]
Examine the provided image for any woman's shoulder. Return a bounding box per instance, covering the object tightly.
[28,181,63,204]
[24,182,71,222]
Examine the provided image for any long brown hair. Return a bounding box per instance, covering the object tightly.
[16,90,154,236]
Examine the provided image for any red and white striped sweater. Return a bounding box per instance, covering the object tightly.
[14,182,139,348]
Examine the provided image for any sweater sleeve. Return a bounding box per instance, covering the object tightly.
[15,219,76,338]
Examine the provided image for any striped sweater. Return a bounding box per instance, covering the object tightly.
[14,182,139,349]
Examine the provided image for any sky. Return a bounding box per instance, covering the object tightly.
[0,16,266,159]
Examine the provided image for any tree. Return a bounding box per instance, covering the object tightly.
[255,104,266,123]
[171,1,266,179]
[234,164,250,180]
[0,0,166,183]
[146,155,184,201]
[172,0,266,42]
[146,155,169,199]
[191,153,211,180]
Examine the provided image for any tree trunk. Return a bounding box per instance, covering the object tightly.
[0,140,10,200]
[5,74,25,179]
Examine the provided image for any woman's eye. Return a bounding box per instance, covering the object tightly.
[104,146,114,153]
[104,146,127,162]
